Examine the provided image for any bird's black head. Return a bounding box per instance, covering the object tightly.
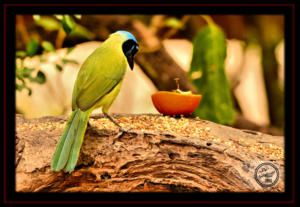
[122,39,139,70]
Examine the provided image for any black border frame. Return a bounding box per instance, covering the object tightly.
[2,3,296,205]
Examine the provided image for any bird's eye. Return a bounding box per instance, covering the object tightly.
[122,40,139,56]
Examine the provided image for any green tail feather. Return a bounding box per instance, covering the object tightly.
[51,109,90,173]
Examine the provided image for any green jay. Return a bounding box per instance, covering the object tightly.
[51,31,139,173]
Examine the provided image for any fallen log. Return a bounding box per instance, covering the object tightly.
[15,113,284,192]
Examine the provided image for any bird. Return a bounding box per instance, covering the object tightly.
[51,30,139,173]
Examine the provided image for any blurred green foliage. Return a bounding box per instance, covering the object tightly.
[16,15,84,96]
[33,15,61,31]
[41,41,56,52]
[26,39,39,57]
[189,22,235,125]
[61,15,77,35]
[34,14,94,39]
[164,17,184,29]
[16,56,46,96]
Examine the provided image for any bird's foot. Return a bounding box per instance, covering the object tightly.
[111,127,133,144]
[118,126,132,133]
[103,113,134,144]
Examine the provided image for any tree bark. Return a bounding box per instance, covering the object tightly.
[16,114,284,192]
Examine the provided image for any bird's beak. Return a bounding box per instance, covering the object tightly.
[125,44,139,70]
[126,52,134,70]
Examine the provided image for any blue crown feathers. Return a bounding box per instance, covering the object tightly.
[115,30,137,43]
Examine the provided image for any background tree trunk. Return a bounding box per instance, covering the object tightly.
[16,114,284,192]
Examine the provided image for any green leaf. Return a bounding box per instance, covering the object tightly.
[41,41,56,52]
[66,46,75,54]
[39,56,46,62]
[16,83,24,91]
[33,14,41,21]
[61,15,76,35]
[62,58,78,65]
[26,39,39,57]
[16,51,27,59]
[56,64,63,71]
[188,24,235,125]
[34,16,61,31]
[16,71,23,81]
[22,67,35,78]
[35,71,46,84]
[74,14,82,19]
[69,24,95,40]
[29,70,46,84]
[26,87,33,96]
[16,83,32,96]
[54,14,63,20]
[165,17,183,29]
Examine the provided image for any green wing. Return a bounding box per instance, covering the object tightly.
[72,46,126,111]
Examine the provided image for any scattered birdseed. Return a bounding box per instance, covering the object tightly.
[205,127,211,132]
[16,115,284,159]
[16,121,66,131]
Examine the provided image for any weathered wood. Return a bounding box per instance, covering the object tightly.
[16,114,284,192]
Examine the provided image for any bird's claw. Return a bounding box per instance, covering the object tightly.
[118,126,132,133]
[111,127,132,145]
